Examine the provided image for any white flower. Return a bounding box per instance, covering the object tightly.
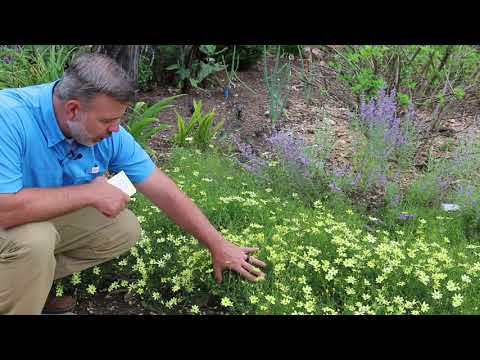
[446,280,459,292]
[420,302,430,313]
[432,290,442,300]
[346,276,357,284]
[452,294,463,308]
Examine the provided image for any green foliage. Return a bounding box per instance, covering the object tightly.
[404,172,444,207]
[165,45,226,91]
[172,99,224,150]
[277,45,304,56]
[125,95,184,161]
[137,53,155,90]
[297,45,313,104]
[397,92,410,107]
[0,45,78,89]
[213,45,264,71]
[263,46,292,125]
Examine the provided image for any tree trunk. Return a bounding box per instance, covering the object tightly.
[96,45,141,85]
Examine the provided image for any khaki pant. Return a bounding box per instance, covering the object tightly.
[0,207,141,315]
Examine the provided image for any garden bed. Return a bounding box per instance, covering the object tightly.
[59,48,480,314]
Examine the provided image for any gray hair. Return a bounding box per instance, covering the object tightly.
[54,53,136,105]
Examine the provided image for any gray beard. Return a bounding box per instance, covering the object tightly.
[66,117,95,147]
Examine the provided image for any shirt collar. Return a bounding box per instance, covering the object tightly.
[39,80,66,148]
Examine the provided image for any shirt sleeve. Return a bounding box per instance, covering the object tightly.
[108,126,156,184]
[0,109,24,193]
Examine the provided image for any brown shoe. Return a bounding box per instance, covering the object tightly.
[42,292,76,314]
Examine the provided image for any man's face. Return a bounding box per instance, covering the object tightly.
[67,94,128,146]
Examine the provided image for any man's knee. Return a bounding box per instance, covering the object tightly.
[115,209,142,248]
[2,222,57,264]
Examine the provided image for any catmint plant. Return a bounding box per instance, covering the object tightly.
[350,87,419,197]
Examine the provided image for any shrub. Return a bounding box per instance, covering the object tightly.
[165,45,226,92]
[329,45,480,114]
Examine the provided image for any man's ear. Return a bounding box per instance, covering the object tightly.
[64,99,81,120]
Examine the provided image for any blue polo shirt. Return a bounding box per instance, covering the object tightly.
[0,81,156,193]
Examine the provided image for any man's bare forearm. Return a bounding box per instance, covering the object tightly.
[137,169,225,252]
[0,185,94,229]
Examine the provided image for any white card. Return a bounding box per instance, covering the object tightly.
[441,203,460,211]
[107,171,136,196]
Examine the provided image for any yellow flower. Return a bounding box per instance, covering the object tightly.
[55,283,64,297]
[265,295,276,305]
[281,297,291,305]
[302,286,312,296]
[446,280,459,292]
[87,284,96,295]
[71,272,82,285]
[345,287,356,295]
[221,297,233,307]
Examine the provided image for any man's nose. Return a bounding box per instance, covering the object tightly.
[107,122,120,133]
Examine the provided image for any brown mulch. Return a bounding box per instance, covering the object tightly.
[75,291,149,315]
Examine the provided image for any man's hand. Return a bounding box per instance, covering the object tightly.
[89,175,130,218]
[212,240,267,283]
[135,168,267,282]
